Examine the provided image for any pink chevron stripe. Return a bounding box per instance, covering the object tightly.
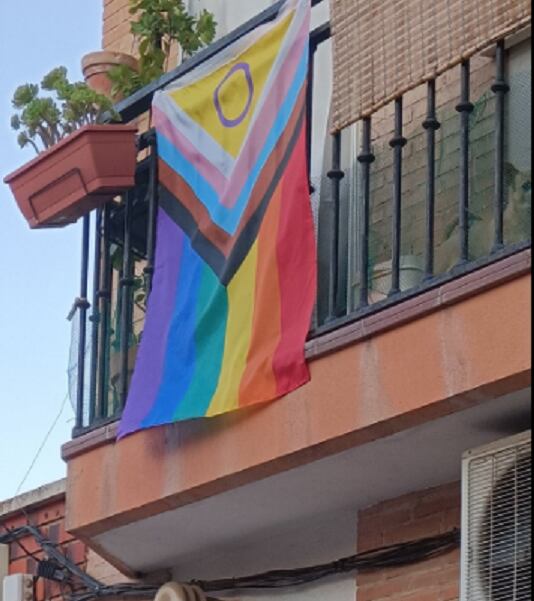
[220,14,309,209]
[153,106,228,195]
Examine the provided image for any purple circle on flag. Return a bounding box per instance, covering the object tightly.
[214,62,254,128]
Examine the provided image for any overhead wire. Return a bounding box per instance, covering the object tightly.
[14,392,70,497]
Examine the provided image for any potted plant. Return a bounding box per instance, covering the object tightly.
[82,51,139,100]
[4,67,138,228]
[106,0,217,99]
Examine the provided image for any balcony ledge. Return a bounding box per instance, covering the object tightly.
[62,246,531,462]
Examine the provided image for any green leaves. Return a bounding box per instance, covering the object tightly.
[110,245,148,314]
[41,66,70,94]
[10,67,118,155]
[109,0,217,98]
[10,1,218,152]
[196,10,217,48]
[12,84,39,109]
[108,64,144,99]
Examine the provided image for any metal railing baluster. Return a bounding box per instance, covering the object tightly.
[492,40,510,253]
[88,209,103,425]
[423,80,441,280]
[357,117,375,308]
[119,192,134,410]
[97,204,113,420]
[326,131,344,321]
[456,60,474,265]
[389,97,407,296]
[306,43,316,191]
[75,215,91,431]
[144,132,159,295]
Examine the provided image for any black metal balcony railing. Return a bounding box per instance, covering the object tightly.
[70,2,532,436]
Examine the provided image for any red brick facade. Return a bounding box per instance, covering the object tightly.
[102,0,133,53]
[1,489,85,601]
[1,482,126,601]
[357,482,461,601]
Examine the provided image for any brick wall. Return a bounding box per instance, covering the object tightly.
[356,482,461,601]
[1,490,86,601]
[101,0,179,68]
[102,0,133,54]
[1,482,127,601]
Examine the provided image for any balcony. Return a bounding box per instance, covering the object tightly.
[66,7,531,437]
[60,1,531,581]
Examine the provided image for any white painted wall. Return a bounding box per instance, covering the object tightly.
[188,0,277,36]
[187,0,329,36]
[0,545,9,601]
[172,509,357,601]
[507,38,532,172]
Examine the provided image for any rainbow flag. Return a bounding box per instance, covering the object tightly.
[118,0,315,437]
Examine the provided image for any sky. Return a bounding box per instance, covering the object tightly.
[0,1,102,501]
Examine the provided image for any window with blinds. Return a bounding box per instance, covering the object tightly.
[330,0,532,131]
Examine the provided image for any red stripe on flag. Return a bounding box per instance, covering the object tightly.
[272,124,316,395]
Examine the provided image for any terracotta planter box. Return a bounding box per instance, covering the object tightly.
[4,124,138,228]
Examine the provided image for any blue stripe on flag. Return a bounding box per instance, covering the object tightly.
[141,236,202,427]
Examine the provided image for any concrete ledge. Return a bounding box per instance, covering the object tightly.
[0,479,66,519]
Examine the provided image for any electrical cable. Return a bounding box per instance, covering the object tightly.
[26,525,103,592]
[0,524,102,593]
[0,526,31,545]
[14,392,70,497]
[1,523,459,599]
[0,524,42,563]
[65,529,460,601]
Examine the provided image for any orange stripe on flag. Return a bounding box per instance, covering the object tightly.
[238,183,283,406]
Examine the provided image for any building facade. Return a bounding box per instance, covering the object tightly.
[59,1,531,601]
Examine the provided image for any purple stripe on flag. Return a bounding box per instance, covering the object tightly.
[117,210,185,438]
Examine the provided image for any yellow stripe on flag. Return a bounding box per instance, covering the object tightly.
[169,11,294,158]
[207,242,259,416]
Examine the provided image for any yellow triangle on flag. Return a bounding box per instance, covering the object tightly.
[168,11,294,158]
